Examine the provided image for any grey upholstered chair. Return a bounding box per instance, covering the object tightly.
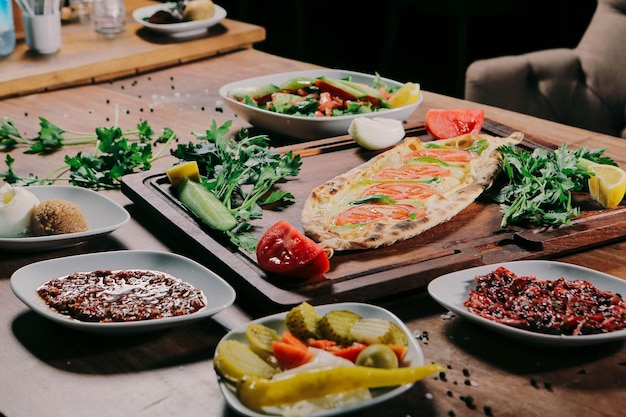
[464,0,626,138]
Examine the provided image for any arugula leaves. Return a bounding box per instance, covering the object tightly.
[492,143,616,227]
[171,120,302,251]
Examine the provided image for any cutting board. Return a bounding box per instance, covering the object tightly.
[121,120,626,312]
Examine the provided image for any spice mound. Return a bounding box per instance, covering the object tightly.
[37,269,207,322]
[31,199,89,236]
[464,266,626,336]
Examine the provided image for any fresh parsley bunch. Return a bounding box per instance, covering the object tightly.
[171,120,302,251]
[493,143,616,227]
[1,117,175,189]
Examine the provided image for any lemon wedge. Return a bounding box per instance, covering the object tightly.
[166,160,201,188]
[348,117,405,150]
[388,82,420,108]
[587,163,626,208]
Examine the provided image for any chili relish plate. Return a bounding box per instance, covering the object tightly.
[428,260,626,347]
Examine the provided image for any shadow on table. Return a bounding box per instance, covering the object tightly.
[442,316,626,390]
[11,310,228,375]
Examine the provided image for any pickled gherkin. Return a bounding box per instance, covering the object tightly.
[285,301,323,340]
[318,309,362,345]
[245,323,280,362]
[350,317,409,346]
[214,339,279,384]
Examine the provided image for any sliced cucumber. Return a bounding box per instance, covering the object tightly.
[229,83,280,99]
[178,178,237,231]
[272,92,304,113]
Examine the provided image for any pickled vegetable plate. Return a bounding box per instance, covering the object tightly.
[218,70,424,140]
[215,302,424,417]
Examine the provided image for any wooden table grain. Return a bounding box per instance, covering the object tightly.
[1,48,625,417]
[0,0,265,99]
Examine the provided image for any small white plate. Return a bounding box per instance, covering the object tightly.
[219,69,423,140]
[216,302,424,417]
[427,260,626,347]
[10,250,236,334]
[0,185,130,252]
[133,3,227,38]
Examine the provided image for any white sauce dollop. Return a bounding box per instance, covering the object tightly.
[0,184,40,237]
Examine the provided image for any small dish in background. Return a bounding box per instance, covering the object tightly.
[132,2,227,38]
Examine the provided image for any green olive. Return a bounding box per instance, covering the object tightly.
[355,344,399,369]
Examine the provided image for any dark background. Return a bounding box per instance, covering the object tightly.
[219,0,597,98]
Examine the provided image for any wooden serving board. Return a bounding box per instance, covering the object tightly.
[121,120,626,312]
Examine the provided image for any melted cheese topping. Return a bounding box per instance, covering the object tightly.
[302,133,524,250]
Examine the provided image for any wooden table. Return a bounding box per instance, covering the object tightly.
[1,48,625,417]
[0,0,265,99]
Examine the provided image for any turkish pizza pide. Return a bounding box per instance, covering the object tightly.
[302,132,523,252]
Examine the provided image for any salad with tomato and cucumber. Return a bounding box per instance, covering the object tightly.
[227,74,417,118]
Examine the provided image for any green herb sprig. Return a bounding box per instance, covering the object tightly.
[0,115,176,189]
[492,143,616,227]
[171,120,302,251]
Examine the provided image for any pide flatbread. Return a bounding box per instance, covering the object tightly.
[301,132,523,251]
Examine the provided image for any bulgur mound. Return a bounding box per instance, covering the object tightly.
[31,199,89,236]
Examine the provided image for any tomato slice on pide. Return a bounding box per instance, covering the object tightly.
[404,148,474,163]
[335,203,427,226]
[371,164,452,180]
[359,182,439,200]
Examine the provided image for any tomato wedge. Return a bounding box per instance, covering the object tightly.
[256,220,330,280]
[371,164,451,180]
[404,148,473,163]
[360,182,439,200]
[425,109,485,139]
[335,203,427,226]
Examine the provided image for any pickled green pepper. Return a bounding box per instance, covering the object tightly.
[237,363,445,408]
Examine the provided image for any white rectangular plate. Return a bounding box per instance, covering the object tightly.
[0,185,130,252]
[10,250,236,334]
[428,260,626,347]
[217,302,425,417]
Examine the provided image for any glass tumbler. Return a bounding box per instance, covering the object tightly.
[93,0,125,35]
